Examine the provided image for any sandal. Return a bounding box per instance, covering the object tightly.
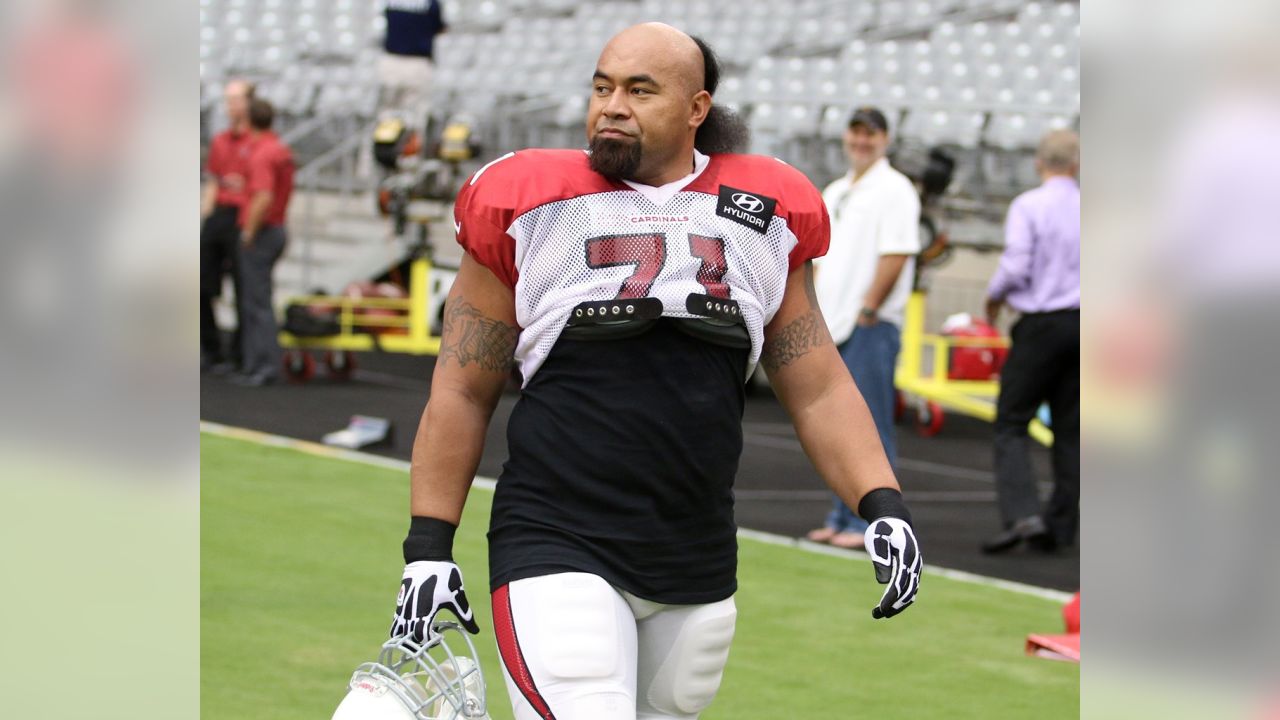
[806,527,839,543]
[829,531,866,549]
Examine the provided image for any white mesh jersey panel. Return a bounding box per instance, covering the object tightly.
[509,189,798,385]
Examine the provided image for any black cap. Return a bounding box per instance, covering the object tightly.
[848,106,889,133]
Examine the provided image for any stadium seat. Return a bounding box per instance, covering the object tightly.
[847,55,873,87]
[909,1,940,25]
[906,109,986,147]
[938,37,965,68]
[751,102,781,134]
[877,39,902,64]
[199,0,1079,221]
[977,61,1006,94]
[1018,1,1046,23]
[1009,40,1037,68]
[819,105,847,139]
[779,103,819,137]
[553,94,586,128]
[750,76,776,103]
[813,78,843,110]
[879,0,909,27]
[901,109,945,145]
[954,111,987,146]
[987,112,1049,150]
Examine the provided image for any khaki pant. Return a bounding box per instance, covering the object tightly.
[377,53,434,136]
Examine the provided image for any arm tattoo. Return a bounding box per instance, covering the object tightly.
[760,263,830,374]
[761,311,827,374]
[439,298,519,372]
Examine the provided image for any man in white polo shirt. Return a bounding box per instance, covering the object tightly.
[807,107,921,549]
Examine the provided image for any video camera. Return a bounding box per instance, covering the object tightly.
[890,144,959,287]
[373,115,483,237]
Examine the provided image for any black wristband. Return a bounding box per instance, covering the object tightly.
[402,516,458,563]
[858,488,913,526]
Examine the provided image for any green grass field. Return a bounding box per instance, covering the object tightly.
[202,431,1078,719]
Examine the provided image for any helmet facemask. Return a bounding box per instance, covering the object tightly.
[338,621,488,720]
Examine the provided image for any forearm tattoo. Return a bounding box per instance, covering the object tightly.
[439,298,519,372]
[760,264,830,374]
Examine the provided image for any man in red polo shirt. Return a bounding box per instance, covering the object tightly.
[201,79,254,371]
[230,98,294,386]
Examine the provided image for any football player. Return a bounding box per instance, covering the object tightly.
[389,23,922,720]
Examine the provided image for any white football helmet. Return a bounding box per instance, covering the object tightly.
[332,621,489,720]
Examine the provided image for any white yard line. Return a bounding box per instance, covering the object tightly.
[735,488,997,502]
[743,431,1000,482]
[736,528,1072,603]
[201,421,1070,604]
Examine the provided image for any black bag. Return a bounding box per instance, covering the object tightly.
[283,303,341,337]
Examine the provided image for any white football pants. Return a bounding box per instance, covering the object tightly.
[491,572,737,720]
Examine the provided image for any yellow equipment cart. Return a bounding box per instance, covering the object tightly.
[277,244,450,382]
[896,290,1053,446]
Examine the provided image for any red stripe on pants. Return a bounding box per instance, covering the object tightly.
[492,584,556,719]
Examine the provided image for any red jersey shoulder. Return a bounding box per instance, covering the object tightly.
[456,149,615,223]
[701,153,826,218]
[697,154,830,269]
[453,149,609,290]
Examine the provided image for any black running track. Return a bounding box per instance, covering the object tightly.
[201,351,1079,592]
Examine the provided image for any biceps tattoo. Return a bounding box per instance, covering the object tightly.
[760,264,831,374]
[439,298,519,372]
[761,312,827,373]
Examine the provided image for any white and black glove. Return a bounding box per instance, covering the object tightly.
[390,517,480,642]
[860,489,923,620]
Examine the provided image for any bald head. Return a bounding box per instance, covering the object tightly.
[223,78,254,129]
[599,22,705,98]
[1037,129,1079,176]
[586,22,715,185]
[224,79,254,99]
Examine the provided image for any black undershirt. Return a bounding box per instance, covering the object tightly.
[488,319,748,603]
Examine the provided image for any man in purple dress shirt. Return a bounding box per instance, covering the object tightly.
[981,129,1081,554]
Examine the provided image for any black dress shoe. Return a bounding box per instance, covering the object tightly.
[228,371,278,387]
[209,361,239,376]
[981,527,1024,554]
[1026,531,1058,553]
[981,516,1054,554]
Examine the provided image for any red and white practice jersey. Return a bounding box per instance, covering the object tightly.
[453,149,830,384]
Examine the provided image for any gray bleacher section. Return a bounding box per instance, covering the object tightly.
[425,0,1079,207]
[200,0,1078,307]
[202,0,1078,190]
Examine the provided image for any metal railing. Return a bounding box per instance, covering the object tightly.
[292,119,378,290]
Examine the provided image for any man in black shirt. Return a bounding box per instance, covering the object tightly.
[378,0,446,137]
